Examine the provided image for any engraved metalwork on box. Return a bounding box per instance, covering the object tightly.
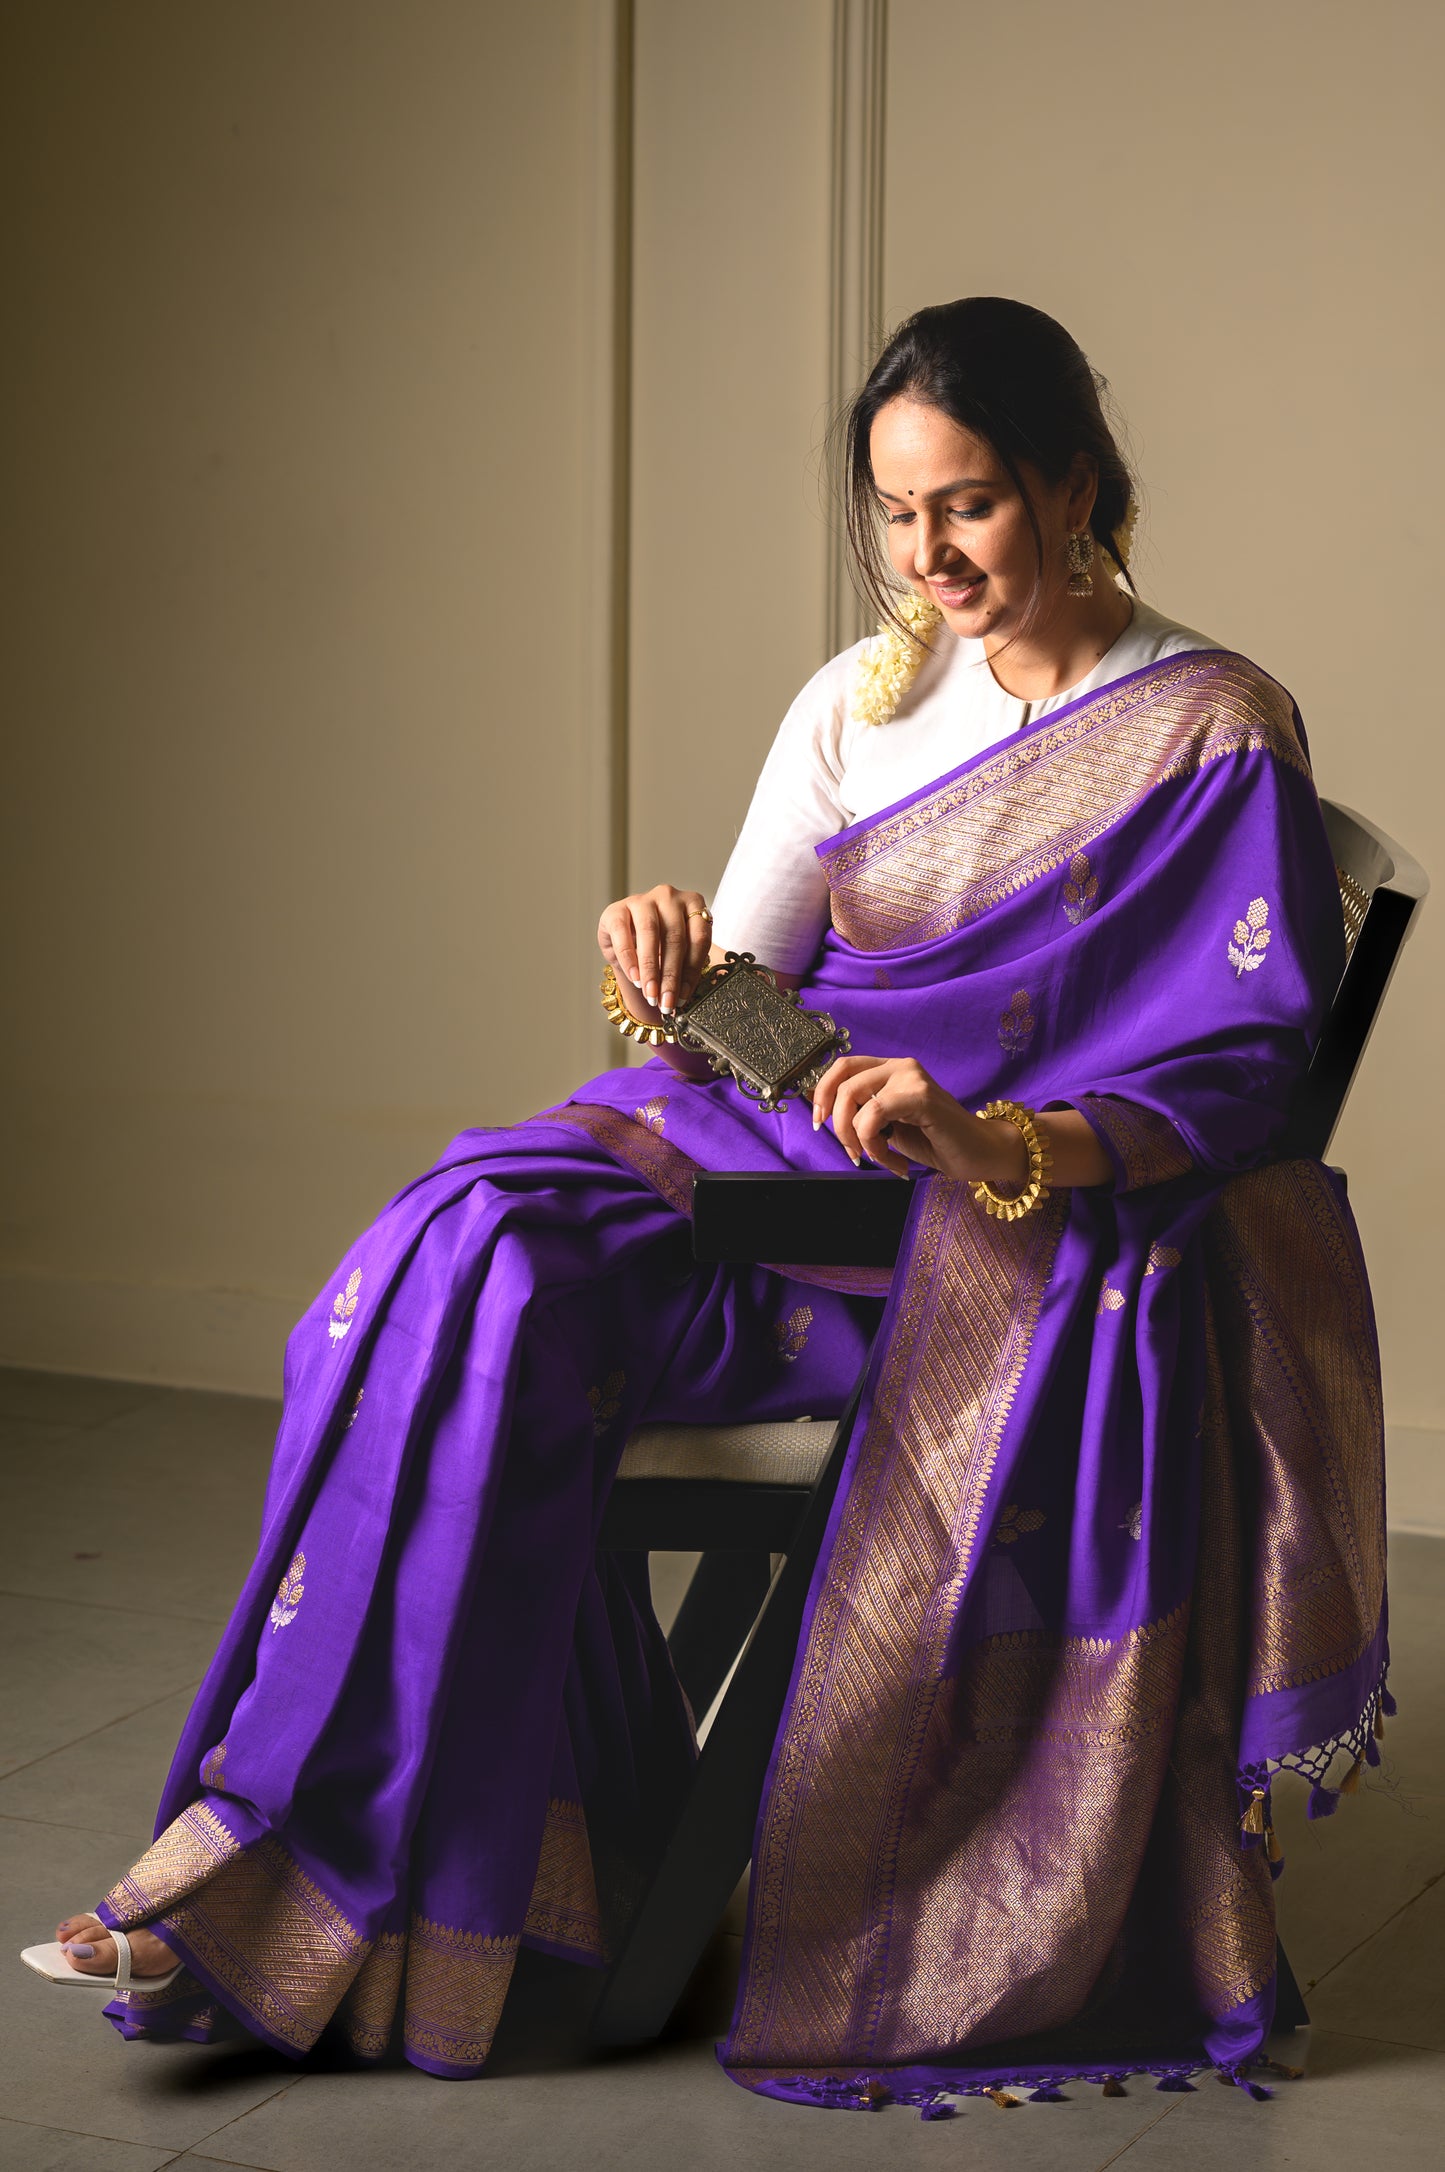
[671,954,850,1114]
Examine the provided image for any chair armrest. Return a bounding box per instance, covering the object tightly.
[691,1170,913,1267]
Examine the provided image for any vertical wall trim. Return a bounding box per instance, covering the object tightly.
[825,0,887,657]
[609,0,635,904]
[581,0,634,1062]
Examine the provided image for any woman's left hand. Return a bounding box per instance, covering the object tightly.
[811,1055,1028,1186]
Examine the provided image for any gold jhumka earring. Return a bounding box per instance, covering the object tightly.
[1066,529,1095,598]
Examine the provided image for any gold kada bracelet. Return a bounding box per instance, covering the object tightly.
[971,1100,1052,1221]
[600,963,678,1047]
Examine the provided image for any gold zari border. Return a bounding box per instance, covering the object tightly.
[822,653,1307,951]
[402,1916,520,2070]
[522,1795,606,1961]
[530,1104,699,1217]
[104,1802,241,1925]
[1079,1094,1194,1191]
[730,1180,1065,2064]
[1204,1159,1386,1697]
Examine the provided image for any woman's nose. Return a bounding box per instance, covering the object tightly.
[913,517,961,577]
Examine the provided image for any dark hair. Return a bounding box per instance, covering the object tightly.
[842,296,1137,641]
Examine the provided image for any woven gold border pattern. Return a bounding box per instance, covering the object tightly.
[729,1180,1065,2064]
[522,1796,606,1961]
[822,653,1307,952]
[530,1104,699,1217]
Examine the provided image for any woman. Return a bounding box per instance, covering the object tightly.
[34,299,1387,2110]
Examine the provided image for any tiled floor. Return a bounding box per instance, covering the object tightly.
[1,1363,1441,2170]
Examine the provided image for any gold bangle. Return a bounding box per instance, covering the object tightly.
[601,963,678,1047]
[971,1100,1052,1221]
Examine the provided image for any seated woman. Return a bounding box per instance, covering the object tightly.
[31,297,1388,2111]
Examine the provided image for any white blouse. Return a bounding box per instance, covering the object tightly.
[709,596,1221,974]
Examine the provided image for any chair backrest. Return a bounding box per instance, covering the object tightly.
[1278,800,1429,1159]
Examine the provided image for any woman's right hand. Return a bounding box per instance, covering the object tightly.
[597,885,714,1017]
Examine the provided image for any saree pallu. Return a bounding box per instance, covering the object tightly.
[98,649,1388,2102]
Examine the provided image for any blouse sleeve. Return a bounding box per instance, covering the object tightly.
[709,651,859,978]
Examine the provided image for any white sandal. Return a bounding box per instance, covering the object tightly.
[20,1914,183,2001]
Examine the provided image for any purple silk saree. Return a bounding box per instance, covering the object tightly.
[97,649,1387,2107]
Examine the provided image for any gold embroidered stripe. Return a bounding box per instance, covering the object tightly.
[1204,1159,1386,1696]
[103,1802,242,1925]
[522,1796,606,1961]
[823,653,1307,951]
[335,1931,407,2060]
[530,1104,699,1217]
[402,1917,519,2070]
[730,1182,1065,2065]
[1079,1095,1194,1191]
[156,1833,366,2052]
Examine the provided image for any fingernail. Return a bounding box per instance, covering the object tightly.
[812,1108,821,1130]
[68,1942,95,1957]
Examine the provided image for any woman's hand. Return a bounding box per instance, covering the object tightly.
[598,885,714,1017]
[812,1055,1027,1184]
[812,1055,1114,1189]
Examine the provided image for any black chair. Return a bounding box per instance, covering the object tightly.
[589,799,1427,2049]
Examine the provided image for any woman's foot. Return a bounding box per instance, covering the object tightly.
[53,1914,176,1980]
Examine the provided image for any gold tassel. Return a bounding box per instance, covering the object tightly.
[1264,2057,1306,2080]
[1266,1823,1284,1862]
[1374,1706,1387,1740]
[1340,1757,1364,1795]
[1102,2078,1127,2097]
[1240,1788,1267,1836]
[988,2089,1021,2108]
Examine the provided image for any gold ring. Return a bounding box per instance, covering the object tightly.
[688,905,712,921]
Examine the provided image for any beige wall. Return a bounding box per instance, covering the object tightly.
[629,0,833,899]
[884,0,1444,1428]
[5,1,1440,1434]
[2,0,622,1390]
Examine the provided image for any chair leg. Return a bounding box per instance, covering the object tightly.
[1273,1937,1310,2030]
[590,1372,868,2048]
[666,1551,772,1723]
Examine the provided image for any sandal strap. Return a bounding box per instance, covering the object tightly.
[109,1926,133,1998]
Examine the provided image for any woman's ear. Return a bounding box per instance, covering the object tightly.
[1064,451,1100,533]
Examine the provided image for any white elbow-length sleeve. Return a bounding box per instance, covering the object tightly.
[709,651,859,977]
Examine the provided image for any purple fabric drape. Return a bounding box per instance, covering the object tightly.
[97,650,1388,2106]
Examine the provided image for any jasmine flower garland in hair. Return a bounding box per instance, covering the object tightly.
[851,588,943,728]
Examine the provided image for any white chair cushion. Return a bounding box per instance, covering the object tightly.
[617,1419,837,1488]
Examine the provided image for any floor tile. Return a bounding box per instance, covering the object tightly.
[1378,1531,1445,1795]
[0,1389,279,1625]
[0,1689,194,1840]
[0,1370,160,1430]
[1105,2029,1444,2169]
[186,2038,1178,2172]
[1307,1869,1445,2050]
[0,1595,218,1780]
[1272,1771,1445,1992]
[0,2118,177,2170]
[2,1817,302,2152]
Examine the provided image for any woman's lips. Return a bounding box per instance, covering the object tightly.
[930,575,985,607]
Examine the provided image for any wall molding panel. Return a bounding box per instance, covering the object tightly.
[825,0,888,655]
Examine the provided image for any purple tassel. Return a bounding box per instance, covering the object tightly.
[1269,1855,1285,1881]
[1030,2087,1066,2102]
[919,2102,955,2121]
[1365,1736,1382,1767]
[1155,2075,1197,2092]
[1381,1687,1398,1717]
[1307,1783,1341,1819]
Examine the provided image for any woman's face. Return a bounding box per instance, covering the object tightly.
[869,396,1091,641]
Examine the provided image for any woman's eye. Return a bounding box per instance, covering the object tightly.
[885,509,914,525]
[951,504,991,520]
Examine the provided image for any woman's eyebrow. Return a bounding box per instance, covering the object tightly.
[876,478,993,503]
